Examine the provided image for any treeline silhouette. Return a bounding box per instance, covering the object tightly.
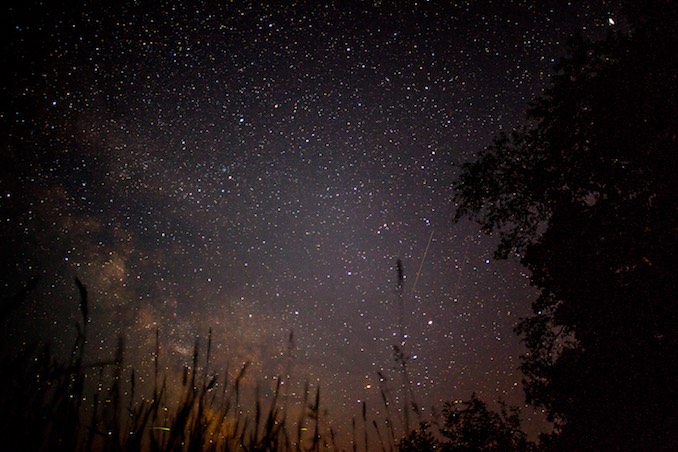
[453,1,677,450]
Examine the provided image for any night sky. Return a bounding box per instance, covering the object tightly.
[2,1,623,446]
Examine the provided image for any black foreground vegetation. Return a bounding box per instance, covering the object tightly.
[1,276,533,452]
[0,277,325,452]
[453,1,677,451]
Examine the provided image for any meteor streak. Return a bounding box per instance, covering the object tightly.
[411,230,434,297]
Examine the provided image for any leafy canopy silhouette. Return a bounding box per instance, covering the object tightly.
[452,2,677,450]
[399,394,534,452]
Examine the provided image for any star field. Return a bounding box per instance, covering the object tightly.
[2,1,622,446]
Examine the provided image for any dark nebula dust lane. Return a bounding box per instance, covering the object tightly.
[1,1,623,445]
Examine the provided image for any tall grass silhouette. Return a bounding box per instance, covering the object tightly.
[0,273,434,451]
[0,278,331,451]
[393,259,421,439]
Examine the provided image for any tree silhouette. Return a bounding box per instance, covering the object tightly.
[453,2,677,450]
[440,393,533,452]
[398,394,534,451]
